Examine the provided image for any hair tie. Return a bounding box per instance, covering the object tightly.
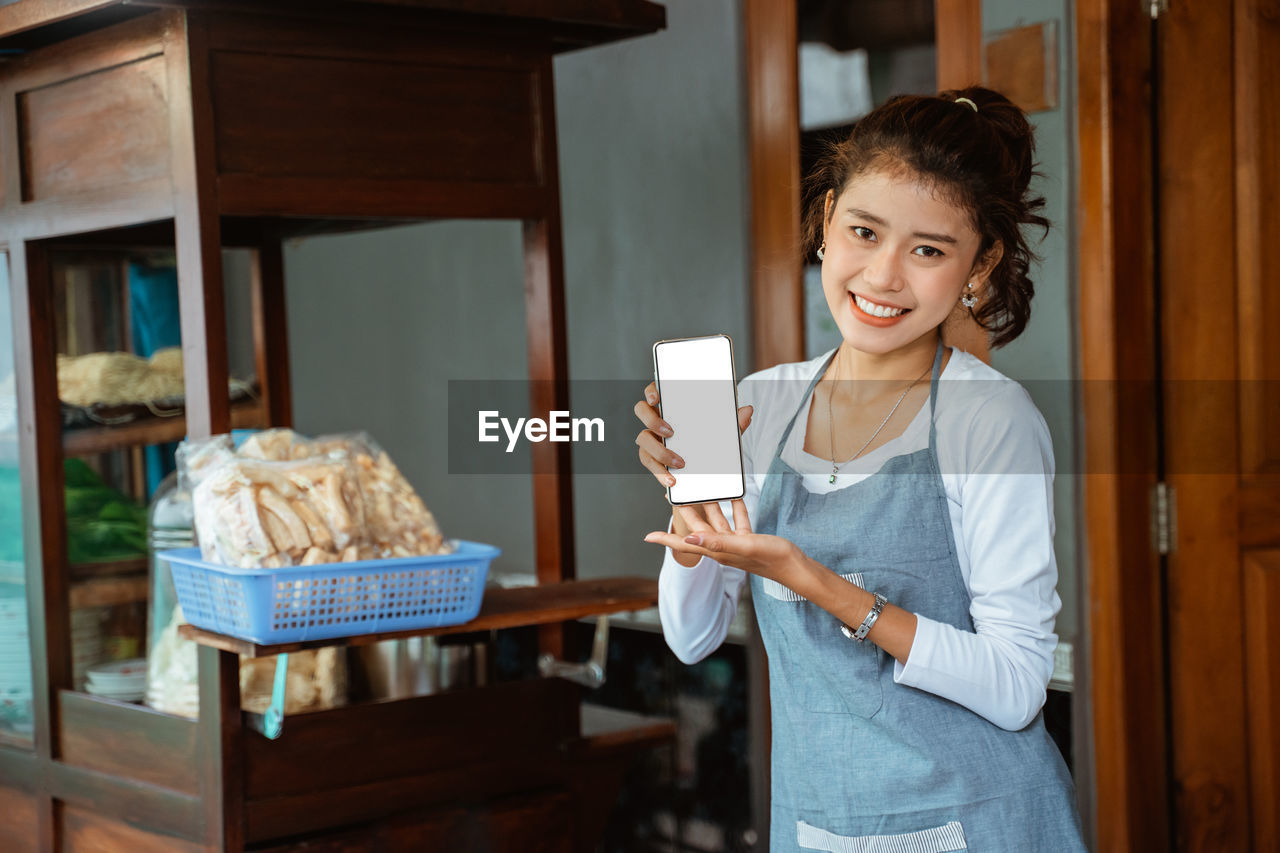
[955,97,979,112]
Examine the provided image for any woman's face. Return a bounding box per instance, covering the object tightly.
[821,168,992,357]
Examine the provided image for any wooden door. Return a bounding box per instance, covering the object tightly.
[1160,0,1280,849]
[1082,0,1280,849]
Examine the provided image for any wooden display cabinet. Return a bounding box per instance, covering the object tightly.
[0,2,672,850]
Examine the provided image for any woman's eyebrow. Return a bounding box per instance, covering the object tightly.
[847,207,958,245]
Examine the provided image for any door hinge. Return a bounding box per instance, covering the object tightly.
[1149,0,1169,19]
[1152,482,1176,555]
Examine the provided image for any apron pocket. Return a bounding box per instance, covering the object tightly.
[757,571,884,718]
[796,818,967,853]
[791,606,884,718]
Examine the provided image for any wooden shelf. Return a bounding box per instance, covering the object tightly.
[0,0,666,53]
[69,574,149,609]
[579,703,676,752]
[1,2,671,847]
[62,398,269,456]
[0,729,33,751]
[179,576,659,658]
[69,557,147,580]
[4,560,150,590]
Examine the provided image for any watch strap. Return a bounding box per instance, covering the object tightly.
[841,592,887,642]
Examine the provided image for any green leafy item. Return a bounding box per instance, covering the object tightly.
[0,460,149,565]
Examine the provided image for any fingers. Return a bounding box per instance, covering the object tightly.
[731,499,753,535]
[633,392,672,438]
[635,380,682,489]
[737,404,753,434]
[636,431,684,477]
[642,528,718,561]
[642,530,712,562]
[700,501,733,534]
[675,504,714,534]
[637,446,676,487]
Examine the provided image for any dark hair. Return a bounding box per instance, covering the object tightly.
[802,86,1049,348]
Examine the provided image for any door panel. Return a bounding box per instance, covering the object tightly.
[1158,0,1248,844]
[1243,552,1280,848]
[1233,0,1280,849]
[1160,0,1279,850]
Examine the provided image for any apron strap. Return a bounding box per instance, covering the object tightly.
[772,349,837,463]
[927,335,945,454]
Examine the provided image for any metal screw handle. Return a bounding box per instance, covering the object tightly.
[537,615,609,688]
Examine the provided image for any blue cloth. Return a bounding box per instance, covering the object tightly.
[127,261,182,499]
[750,338,1086,852]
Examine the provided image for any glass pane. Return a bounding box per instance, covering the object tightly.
[0,252,34,745]
[54,251,154,698]
[143,249,255,719]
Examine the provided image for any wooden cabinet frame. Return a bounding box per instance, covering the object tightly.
[0,3,671,850]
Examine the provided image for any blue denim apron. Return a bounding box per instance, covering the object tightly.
[750,339,1087,852]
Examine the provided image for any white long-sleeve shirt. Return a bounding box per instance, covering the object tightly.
[657,347,1062,732]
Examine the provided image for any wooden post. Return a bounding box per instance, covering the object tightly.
[250,239,292,428]
[524,56,575,662]
[10,238,69,852]
[933,0,990,363]
[166,10,241,851]
[1076,0,1170,849]
[744,0,802,372]
[934,0,982,88]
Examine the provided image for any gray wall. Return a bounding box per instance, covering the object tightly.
[554,0,749,580]
[282,221,535,578]
[276,0,749,583]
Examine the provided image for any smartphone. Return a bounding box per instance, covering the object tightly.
[651,334,746,506]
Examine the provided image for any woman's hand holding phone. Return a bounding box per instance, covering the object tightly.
[634,381,752,567]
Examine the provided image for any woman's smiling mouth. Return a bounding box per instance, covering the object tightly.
[850,291,912,324]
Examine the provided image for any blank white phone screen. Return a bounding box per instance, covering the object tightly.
[653,335,744,505]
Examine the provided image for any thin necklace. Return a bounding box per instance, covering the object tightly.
[825,352,933,484]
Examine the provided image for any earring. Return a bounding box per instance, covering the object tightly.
[960,281,977,309]
[816,241,826,261]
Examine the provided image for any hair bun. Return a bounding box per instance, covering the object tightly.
[946,86,1038,195]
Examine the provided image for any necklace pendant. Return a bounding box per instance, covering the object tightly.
[828,473,836,484]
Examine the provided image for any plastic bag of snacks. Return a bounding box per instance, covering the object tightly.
[311,431,449,559]
[147,432,355,718]
[191,428,450,568]
[193,454,367,568]
[147,604,346,719]
[174,434,236,491]
[236,429,450,559]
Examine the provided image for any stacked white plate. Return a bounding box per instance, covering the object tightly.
[85,658,147,702]
[0,593,33,733]
[71,607,106,691]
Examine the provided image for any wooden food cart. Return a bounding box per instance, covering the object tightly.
[0,1,673,849]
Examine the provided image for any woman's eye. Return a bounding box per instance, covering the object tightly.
[852,226,875,241]
[914,245,945,258]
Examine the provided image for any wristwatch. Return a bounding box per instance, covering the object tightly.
[840,592,887,642]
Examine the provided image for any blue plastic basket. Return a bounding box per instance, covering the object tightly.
[160,541,500,644]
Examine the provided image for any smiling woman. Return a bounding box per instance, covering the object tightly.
[636,86,1087,852]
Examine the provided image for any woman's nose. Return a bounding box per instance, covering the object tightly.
[863,249,903,290]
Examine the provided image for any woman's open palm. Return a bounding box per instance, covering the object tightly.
[644,498,803,584]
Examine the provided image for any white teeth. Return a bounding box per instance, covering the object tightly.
[854,294,907,318]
